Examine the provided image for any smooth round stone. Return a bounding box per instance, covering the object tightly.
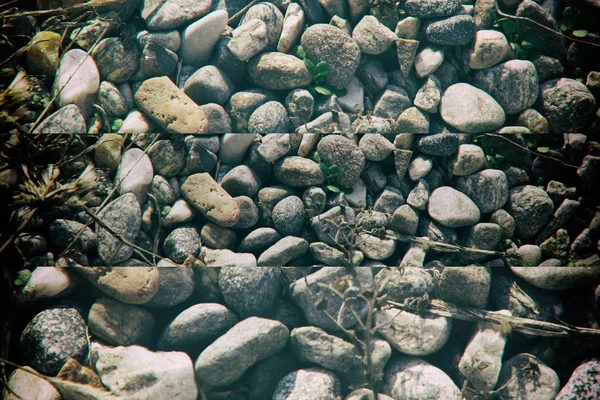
[183,65,234,105]
[20,307,88,375]
[76,267,160,304]
[238,228,282,253]
[54,49,100,119]
[157,303,238,351]
[150,175,175,205]
[473,59,539,115]
[505,185,554,239]
[450,144,485,176]
[201,248,257,268]
[382,358,462,400]
[428,186,480,228]
[221,165,262,198]
[163,199,195,228]
[277,3,305,53]
[273,156,325,187]
[16,267,72,303]
[226,89,277,132]
[518,244,543,266]
[2,367,61,400]
[388,204,419,235]
[417,133,459,156]
[257,236,309,266]
[375,309,451,355]
[88,297,155,346]
[352,15,397,55]
[162,227,201,264]
[219,266,281,318]
[137,29,181,52]
[355,233,397,260]
[286,89,314,129]
[395,107,429,134]
[49,219,96,251]
[408,156,432,181]
[195,318,289,387]
[228,19,269,61]
[556,359,600,400]
[404,0,461,17]
[92,37,140,83]
[516,108,548,133]
[338,76,365,113]
[395,16,421,39]
[414,45,444,78]
[510,267,600,290]
[301,24,362,89]
[200,103,232,133]
[96,193,142,265]
[496,354,560,400]
[425,15,475,46]
[239,2,284,50]
[180,10,228,66]
[26,31,61,76]
[201,222,238,249]
[273,368,341,400]
[439,83,505,133]
[141,0,211,30]
[248,52,312,91]
[181,173,241,228]
[219,133,255,165]
[231,198,258,230]
[33,104,86,134]
[118,110,155,134]
[115,148,153,205]
[309,242,349,265]
[537,78,597,133]
[146,262,195,307]
[132,42,178,81]
[468,29,509,69]
[359,134,395,161]
[489,209,515,239]
[374,267,432,302]
[455,169,508,214]
[316,135,366,188]
[248,101,290,133]
[462,223,503,262]
[97,81,129,118]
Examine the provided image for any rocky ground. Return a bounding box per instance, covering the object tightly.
[1,0,600,399]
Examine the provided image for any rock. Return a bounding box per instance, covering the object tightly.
[455,169,508,214]
[134,76,208,134]
[157,303,238,351]
[148,139,185,177]
[359,134,395,161]
[439,83,505,133]
[424,15,475,46]
[248,52,312,91]
[373,185,404,213]
[413,45,444,78]
[428,186,480,228]
[473,60,539,115]
[16,267,72,303]
[510,266,600,290]
[75,267,160,304]
[49,219,96,251]
[374,267,433,302]
[257,236,309,266]
[272,196,306,237]
[141,0,211,29]
[26,31,61,76]
[489,209,515,239]
[556,359,600,399]
[221,165,262,198]
[533,55,564,82]
[468,29,509,69]
[514,0,566,59]
[183,65,234,105]
[317,135,366,188]
[338,76,365,113]
[450,144,485,176]
[92,38,140,83]
[238,228,282,253]
[2,367,61,400]
[374,85,412,120]
[180,10,228,66]
[273,156,325,187]
[88,297,155,346]
[278,3,305,53]
[132,42,178,81]
[417,132,458,157]
[181,173,240,227]
[96,193,142,265]
[537,78,596,133]
[118,110,155,133]
[218,133,255,165]
[414,75,442,113]
[536,199,580,245]
[54,49,100,119]
[137,29,181,52]
[497,354,560,399]
[404,0,461,18]
[286,89,314,129]
[248,102,290,134]
[225,88,276,132]
[33,104,86,133]
[516,108,548,133]
[228,19,269,61]
[195,317,289,387]
[219,266,281,318]
[301,24,362,89]
[200,103,232,133]
[201,248,257,267]
[462,223,503,262]
[20,307,88,375]
[273,368,341,400]
[97,81,129,118]
[388,204,419,235]
[160,226,200,265]
[352,15,397,55]
[505,185,554,239]
[355,233,397,261]
[93,344,197,399]
[115,148,153,205]
[382,358,462,399]
[239,2,284,51]
[395,16,421,39]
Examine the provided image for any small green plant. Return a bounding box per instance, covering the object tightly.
[559,6,588,38]
[312,151,352,195]
[294,45,346,98]
[492,18,541,60]
[13,269,31,287]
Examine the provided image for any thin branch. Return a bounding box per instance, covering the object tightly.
[227,0,261,25]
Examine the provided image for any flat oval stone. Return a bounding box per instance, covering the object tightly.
[96,193,142,264]
[75,266,160,304]
[141,0,211,30]
[180,10,228,67]
[510,266,600,290]
[273,156,325,187]
[54,49,100,119]
[425,15,475,46]
[88,297,155,346]
[428,186,481,228]
[439,83,505,133]
[181,173,240,227]
[248,52,312,90]
[115,148,153,205]
[404,0,461,18]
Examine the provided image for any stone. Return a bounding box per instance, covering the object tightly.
[473,60,539,115]
[183,65,234,105]
[272,196,306,237]
[374,267,432,302]
[417,133,458,156]
[438,266,491,308]
[118,110,156,133]
[352,15,397,55]
[516,108,548,133]
[374,85,412,120]
[2,367,61,400]
[338,76,365,113]
[93,344,197,399]
[394,107,429,134]
[404,0,461,18]
[273,156,325,187]
[134,76,208,134]
[195,317,289,387]
[273,368,341,400]
[249,102,290,134]
[225,89,276,132]
[424,15,475,46]
[131,42,178,81]
[413,75,442,113]
[301,24,362,89]
[359,134,395,161]
[428,186,481,228]
[414,45,444,78]
[92,38,140,83]
[97,81,128,118]
[88,297,154,346]
[180,10,228,66]
[49,219,96,252]
[148,139,185,177]
[96,193,142,265]
[286,89,314,129]
[26,31,61,76]
[239,2,284,51]
[162,227,201,264]
[201,248,257,268]
[556,359,600,400]
[238,228,282,253]
[317,134,365,188]
[497,354,560,400]
[221,165,262,198]
[395,16,421,39]
[219,266,281,318]
[248,52,312,91]
[505,185,554,239]
[115,148,153,205]
[200,103,232,133]
[141,0,211,29]
[54,49,100,119]
[33,104,86,134]
[468,29,510,69]
[537,78,596,133]
[257,236,309,266]
[439,83,505,133]
[16,267,72,303]
[74,267,160,304]
[137,29,181,52]
[455,169,508,214]
[20,307,88,375]
[278,3,305,53]
[450,144,485,176]
[227,19,269,61]
[181,173,240,227]
[510,266,600,290]
[388,204,419,235]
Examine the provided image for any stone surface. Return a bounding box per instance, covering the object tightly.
[455,169,508,214]
[439,83,505,133]
[424,15,475,46]
[273,368,341,400]
[556,359,600,400]
[181,173,240,227]
[468,29,510,69]
[352,15,397,55]
[180,10,228,67]
[537,78,596,133]
[183,65,234,105]
[248,52,312,91]
[505,185,554,239]
[428,186,481,228]
[54,49,100,119]
[88,297,155,346]
[317,135,365,188]
[497,354,560,400]
[219,266,281,318]
[96,193,142,265]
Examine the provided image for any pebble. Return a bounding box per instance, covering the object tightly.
[395,38,419,79]
[248,52,312,91]
[195,317,289,387]
[273,368,341,400]
[134,76,208,134]
[428,186,481,228]
[286,89,314,129]
[249,102,290,134]
[394,107,429,134]
[183,65,234,105]
[257,236,309,266]
[228,19,269,61]
[54,49,100,119]
[136,29,180,52]
[16,267,72,303]
[424,15,475,46]
[93,344,197,399]
[506,185,554,239]
[88,297,155,346]
[455,169,508,214]
[272,196,306,237]
[359,133,395,161]
[374,85,412,120]
[115,148,153,205]
[468,29,509,69]
[92,38,140,83]
[395,16,421,39]
[538,78,597,133]
[221,165,262,198]
[404,0,461,18]
[338,76,365,113]
[556,359,600,399]
[437,266,491,307]
[33,104,86,133]
[406,179,429,210]
[26,31,62,76]
[413,75,442,113]
[449,144,485,176]
[226,88,276,132]
[163,226,201,264]
[516,108,549,133]
[180,10,228,66]
[238,227,282,253]
[49,219,96,251]
[414,45,444,78]
[355,233,397,260]
[497,354,560,399]
[148,139,186,177]
[2,367,60,400]
[201,248,257,268]
[20,307,88,375]
[301,24,362,89]
[417,132,459,157]
[97,81,128,118]
[141,0,211,30]
[239,2,284,50]
[96,193,142,265]
[407,155,432,181]
[510,266,600,290]
[352,15,397,55]
[75,266,160,304]
[219,266,281,318]
[439,83,506,133]
[388,204,419,235]
[181,173,241,228]
[317,134,366,188]
[118,110,155,133]
[132,42,178,81]
[273,156,325,187]
[278,3,305,53]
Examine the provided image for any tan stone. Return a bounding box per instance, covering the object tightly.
[181,173,240,227]
[88,297,155,346]
[94,133,124,170]
[3,368,61,400]
[75,267,160,304]
[134,76,208,134]
[26,31,62,76]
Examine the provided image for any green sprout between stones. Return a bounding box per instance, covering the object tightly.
[559,6,588,38]
[312,151,353,195]
[492,18,541,61]
[13,269,31,287]
[294,45,347,98]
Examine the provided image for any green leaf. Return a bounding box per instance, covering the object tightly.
[328,165,340,175]
[14,269,31,287]
[521,40,534,49]
[295,45,306,59]
[560,22,569,32]
[304,57,316,75]
[326,184,341,193]
[32,94,41,103]
[312,151,321,163]
[562,6,576,24]
[319,161,329,173]
[572,30,588,37]
[536,146,550,153]
[314,85,331,96]
[315,61,329,76]
[110,118,123,132]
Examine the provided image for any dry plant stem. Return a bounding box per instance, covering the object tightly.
[388,298,600,338]
[0,206,38,255]
[227,0,262,25]
[481,133,580,169]
[0,0,127,19]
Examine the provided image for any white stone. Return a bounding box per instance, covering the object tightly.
[346,179,367,208]
[180,10,228,67]
[408,155,433,181]
[468,30,510,70]
[277,3,305,53]
[337,76,364,113]
[440,83,505,133]
[414,46,444,78]
[258,134,291,163]
[115,148,154,205]
[118,110,155,133]
[450,144,485,176]
[201,248,257,268]
[163,199,195,228]
[17,267,72,303]
[297,133,320,157]
[219,133,257,166]
[54,49,100,119]
[228,19,269,61]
